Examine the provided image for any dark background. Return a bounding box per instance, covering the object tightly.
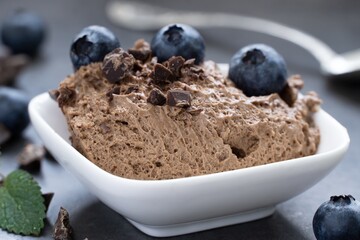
[0,0,359,239]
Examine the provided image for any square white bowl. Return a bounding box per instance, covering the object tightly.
[28,64,349,237]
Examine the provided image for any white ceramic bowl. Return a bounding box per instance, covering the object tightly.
[29,64,349,237]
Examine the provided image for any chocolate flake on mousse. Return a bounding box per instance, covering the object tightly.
[106,86,120,101]
[124,85,139,94]
[279,75,304,107]
[102,48,135,83]
[147,88,167,106]
[167,89,192,108]
[48,89,60,101]
[128,39,152,62]
[128,48,151,62]
[150,63,173,85]
[57,87,76,107]
[168,56,185,78]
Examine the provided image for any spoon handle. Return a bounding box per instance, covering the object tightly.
[106,1,337,67]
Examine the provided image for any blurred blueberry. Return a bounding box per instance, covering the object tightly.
[1,9,46,56]
[313,195,360,240]
[151,24,205,64]
[229,44,287,96]
[0,87,30,137]
[70,25,120,70]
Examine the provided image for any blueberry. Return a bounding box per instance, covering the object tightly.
[1,9,46,56]
[151,24,205,64]
[0,87,30,137]
[313,195,360,240]
[228,44,287,96]
[70,25,120,70]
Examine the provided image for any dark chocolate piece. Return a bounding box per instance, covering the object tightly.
[167,89,192,108]
[53,207,73,240]
[48,89,60,101]
[106,86,121,101]
[17,144,45,173]
[42,192,54,213]
[0,54,29,86]
[168,56,185,78]
[150,63,173,84]
[147,88,166,106]
[57,87,76,107]
[0,123,11,145]
[102,48,135,84]
[125,85,139,94]
[279,83,298,107]
[128,48,151,62]
[279,76,303,107]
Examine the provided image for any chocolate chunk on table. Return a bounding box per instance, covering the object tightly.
[0,54,29,86]
[42,192,54,213]
[0,123,11,145]
[17,144,46,173]
[53,207,73,240]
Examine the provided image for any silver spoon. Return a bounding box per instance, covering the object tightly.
[106,1,360,79]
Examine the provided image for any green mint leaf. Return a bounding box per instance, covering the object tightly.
[0,170,45,236]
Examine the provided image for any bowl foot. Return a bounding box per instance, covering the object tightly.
[127,206,275,237]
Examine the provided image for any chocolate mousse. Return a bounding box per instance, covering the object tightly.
[53,39,321,180]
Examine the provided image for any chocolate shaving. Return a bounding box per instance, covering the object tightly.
[0,123,11,145]
[102,48,135,84]
[18,144,46,173]
[57,87,76,107]
[168,56,185,78]
[128,48,151,62]
[53,207,73,240]
[0,54,29,86]
[147,88,166,106]
[150,63,173,85]
[106,86,121,101]
[48,89,60,101]
[167,89,192,108]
